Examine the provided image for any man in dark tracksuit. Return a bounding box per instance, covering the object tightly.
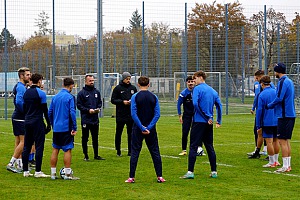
[125,76,165,183]
[77,74,104,161]
[111,72,137,156]
[22,73,51,178]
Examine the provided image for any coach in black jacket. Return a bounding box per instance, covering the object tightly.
[77,74,104,161]
[111,72,137,156]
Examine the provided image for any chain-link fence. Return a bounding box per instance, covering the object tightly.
[0,1,300,118]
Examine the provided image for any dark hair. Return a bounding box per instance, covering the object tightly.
[193,70,207,80]
[138,76,149,86]
[31,73,43,84]
[259,75,271,85]
[186,75,194,82]
[85,74,95,80]
[254,69,264,76]
[63,77,74,86]
[17,67,30,78]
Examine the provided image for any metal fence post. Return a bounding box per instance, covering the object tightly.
[225,4,229,115]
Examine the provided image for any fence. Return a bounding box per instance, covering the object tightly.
[0,1,300,118]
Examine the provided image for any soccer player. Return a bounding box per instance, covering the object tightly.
[177,76,205,156]
[49,77,79,180]
[181,70,222,179]
[77,74,105,161]
[7,67,31,173]
[255,75,280,167]
[22,73,51,178]
[266,63,296,173]
[125,76,165,183]
[111,72,137,156]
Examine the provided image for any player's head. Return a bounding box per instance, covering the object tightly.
[259,75,271,89]
[17,67,31,84]
[274,63,286,78]
[31,73,43,87]
[138,76,149,87]
[122,72,131,85]
[193,70,206,85]
[63,77,75,92]
[254,69,264,81]
[186,75,195,90]
[85,74,95,87]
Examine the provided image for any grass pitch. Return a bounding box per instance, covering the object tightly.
[0,115,299,200]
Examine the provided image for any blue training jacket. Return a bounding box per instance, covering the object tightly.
[256,87,277,129]
[252,81,275,111]
[48,89,77,132]
[177,88,194,117]
[130,90,160,132]
[192,83,222,124]
[12,82,26,120]
[267,75,296,118]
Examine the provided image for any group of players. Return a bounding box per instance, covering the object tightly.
[5,62,296,182]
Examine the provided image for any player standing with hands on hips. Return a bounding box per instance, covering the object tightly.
[77,74,105,161]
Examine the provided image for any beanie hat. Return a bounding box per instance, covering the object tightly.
[122,72,131,80]
[274,63,286,74]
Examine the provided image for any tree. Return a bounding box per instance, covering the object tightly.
[188,1,250,73]
[0,28,17,53]
[250,8,289,68]
[23,36,52,51]
[34,11,52,36]
[127,9,142,33]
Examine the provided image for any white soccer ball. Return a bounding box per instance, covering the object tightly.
[60,167,73,179]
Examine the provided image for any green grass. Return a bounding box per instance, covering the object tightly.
[0,114,299,199]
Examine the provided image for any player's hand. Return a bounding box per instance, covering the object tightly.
[142,129,150,135]
[123,100,130,105]
[250,110,254,115]
[208,119,213,125]
[257,128,262,135]
[179,115,183,124]
[89,109,95,114]
[216,123,221,128]
[71,130,77,136]
[45,125,51,134]
[94,108,100,113]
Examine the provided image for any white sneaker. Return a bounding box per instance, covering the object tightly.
[247,151,255,156]
[23,171,33,177]
[34,172,51,178]
[51,173,58,180]
[262,163,276,168]
[64,175,80,180]
[274,167,289,173]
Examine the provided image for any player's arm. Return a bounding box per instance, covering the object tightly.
[16,85,26,113]
[147,95,160,131]
[39,89,51,133]
[76,91,89,113]
[267,82,287,109]
[215,95,222,125]
[130,94,146,132]
[255,96,263,129]
[251,94,258,113]
[70,96,77,132]
[111,86,123,105]
[48,100,53,126]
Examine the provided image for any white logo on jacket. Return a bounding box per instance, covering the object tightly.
[95,94,98,98]
[131,90,134,94]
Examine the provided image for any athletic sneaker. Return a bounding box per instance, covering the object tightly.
[125,178,135,183]
[248,153,260,159]
[260,151,268,156]
[83,157,89,161]
[287,166,292,172]
[34,172,51,178]
[274,167,289,173]
[94,156,105,160]
[157,177,166,183]
[23,171,34,177]
[274,161,281,166]
[210,171,218,178]
[179,151,187,156]
[29,160,36,168]
[247,151,255,156]
[262,163,276,168]
[180,172,194,179]
[51,173,58,180]
[16,167,23,174]
[6,164,18,173]
[64,175,80,180]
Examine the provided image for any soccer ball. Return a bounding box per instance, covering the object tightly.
[59,167,73,179]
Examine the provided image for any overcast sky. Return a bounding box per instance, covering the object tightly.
[0,0,299,41]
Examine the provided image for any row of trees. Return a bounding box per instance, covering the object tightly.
[1,1,300,77]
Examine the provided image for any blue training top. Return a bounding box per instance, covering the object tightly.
[177,88,194,117]
[252,81,275,111]
[256,87,277,129]
[130,90,160,132]
[267,75,296,118]
[48,88,77,132]
[192,83,222,124]
[12,82,26,120]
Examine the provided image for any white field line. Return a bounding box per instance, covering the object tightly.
[202,161,235,167]
[262,170,300,178]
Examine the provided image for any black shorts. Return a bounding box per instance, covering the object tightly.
[12,119,25,136]
[262,126,277,138]
[277,118,295,139]
[53,131,74,147]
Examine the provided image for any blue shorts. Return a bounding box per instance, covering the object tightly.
[262,126,277,138]
[12,119,25,136]
[52,131,74,152]
[277,118,295,140]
